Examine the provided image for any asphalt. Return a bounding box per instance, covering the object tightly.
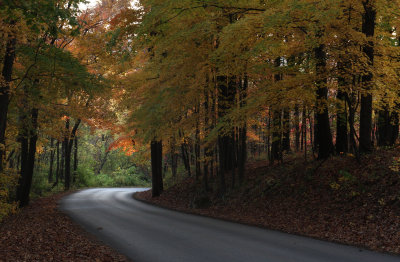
[59,188,400,262]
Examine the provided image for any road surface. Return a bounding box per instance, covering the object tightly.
[59,188,400,262]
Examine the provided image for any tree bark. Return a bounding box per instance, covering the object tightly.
[314,42,334,159]
[16,108,38,207]
[282,109,290,152]
[217,75,236,195]
[294,105,300,152]
[359,0,376,153]
[151,140,163,197]
[336,90,348,154]
[48,138,55,183]
[0,37,16,172]
[64,119,81,191]
[237,75,248,185]
[73,136,78,183]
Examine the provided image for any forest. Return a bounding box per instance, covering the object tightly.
[1,0,400,244]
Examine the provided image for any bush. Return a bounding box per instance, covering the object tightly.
[0,169,18,221]
[75,166,95,188]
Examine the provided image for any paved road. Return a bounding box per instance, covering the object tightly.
[59,188,400,262]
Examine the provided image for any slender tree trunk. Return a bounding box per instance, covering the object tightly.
[282,109,290,152]
[390,111,399,145]
[170,138,178,178]
[16,108,38,207]
[238,75,248,185]
[295,105,300,152]
[73,136,78,183]
[180,137,191,177]
[271,58,283,164]
[203,83,211,191]
[271,110,282,164]
[359,0,376,153]
[336,90,348,154]
[195,106,201,181]
[303,106,307,162]
[54,140,60,187]
[151,140,163,197]
[64,119,81,191]
[314,42,334,159]
[48,138,55,183]
[217,75,236,195]
[0,37,16,172]
[64,119,71,190]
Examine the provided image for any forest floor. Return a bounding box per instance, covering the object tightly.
[136,147,400,255]
[0,192,130,262]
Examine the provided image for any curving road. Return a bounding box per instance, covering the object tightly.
[59,188,400,262]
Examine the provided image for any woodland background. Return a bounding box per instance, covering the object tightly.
[1,0,400,222]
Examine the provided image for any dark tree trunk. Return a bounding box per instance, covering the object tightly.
[378,109,399,147]
[203,84,210,191]
[180,137,191,177]
[303,106,308,161]
[271,110,282,164]
[238,75,248,185]
[295,105,300,151]
[336,90,348,154]
[151,140,163,197]
[48,138,55,183]
[271,58,283,164]
[170,138,178,178]
[16,108,38,207]
[64,119,81,191]
[7,150,15,169]
[64,120,70,190]
[0,37,16,172]
[390,112,399,145]
[359,0,376,153]
[378,109,389,146]
[217,75,236,195]
[195,106,201,180]
[314,42,334,159]
[53,140,60,187]
[60,140,65,182]
[73,136,78,183]
[282,109,290,152]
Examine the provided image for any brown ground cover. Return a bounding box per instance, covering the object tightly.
[0,192,130,262]
[135,148,400,255]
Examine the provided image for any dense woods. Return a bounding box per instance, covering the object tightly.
[1,0,400,219]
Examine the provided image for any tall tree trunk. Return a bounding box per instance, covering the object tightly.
[151,140,163,197]
[271,110,282,164]
[238,74,248,185]
[16,108,38,207]
[0,36,16,172]
[73,136,78,183]
[390,111,399,145]
[48,138,55,183]
[303,106,308,162]
[180,137,191,177]
[53,140,60,188]
[282,109,290,152]
[314,42,334,159]
[294,105,300,152]
[60,140,65,182]
[170,138,178,178]
[378,109,389,146]
[271,58,283,164]
[195,106,201,181]
[359,0,376,153]
[217,75,235,195]
[64,119,81,191]
[64,119,71,190]
[336,90,348,154]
